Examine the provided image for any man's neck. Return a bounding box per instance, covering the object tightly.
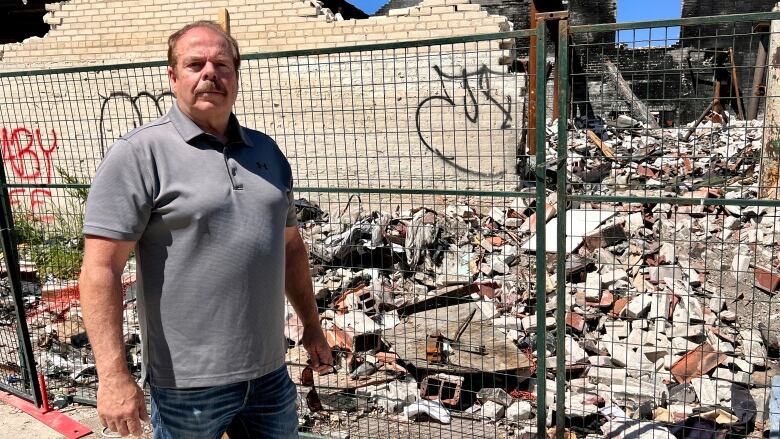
[190,112,231,143]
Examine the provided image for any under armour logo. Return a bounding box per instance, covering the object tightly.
[256,162,268,171]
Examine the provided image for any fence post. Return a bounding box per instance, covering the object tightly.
[0,161,42,406]
[555,16,570,439]
[761,3,780,199]
[533,18,549,436]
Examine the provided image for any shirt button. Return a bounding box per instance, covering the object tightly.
[231,167,237,176]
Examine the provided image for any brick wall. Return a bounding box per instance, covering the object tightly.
[0,1,525,217]
[0,0,509,72]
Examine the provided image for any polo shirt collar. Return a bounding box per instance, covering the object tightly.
[168,102,254,147]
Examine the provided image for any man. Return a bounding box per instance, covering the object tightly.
[79,21,332,438]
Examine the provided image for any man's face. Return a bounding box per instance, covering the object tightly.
[167,27,238,125]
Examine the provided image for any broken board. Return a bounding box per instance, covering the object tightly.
[384,302,532,375]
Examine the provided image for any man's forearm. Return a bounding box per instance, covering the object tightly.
[284,235,320,327]
[80,265,130,380]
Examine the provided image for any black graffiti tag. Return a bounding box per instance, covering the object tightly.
[98,91,175,156]
[415,65,512,177]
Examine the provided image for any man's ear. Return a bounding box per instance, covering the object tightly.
[167,66,177,95]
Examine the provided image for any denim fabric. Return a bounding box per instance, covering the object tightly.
[150,365,299,439]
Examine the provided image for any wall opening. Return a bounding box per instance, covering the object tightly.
[0,0,50,44]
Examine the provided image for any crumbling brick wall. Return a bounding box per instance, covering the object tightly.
[0,0,509,72]
[0,0,525,218]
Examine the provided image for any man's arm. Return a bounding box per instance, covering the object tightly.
[284,227,333,372]
[80,236,149,437]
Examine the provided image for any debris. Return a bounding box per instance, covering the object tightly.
[480,401,506,421]
[404,399,451,424]
[670,342,728,383]
[603,60,660,128]
[755,266,780,292]
[421,373,464,406]
[506,400,533,421]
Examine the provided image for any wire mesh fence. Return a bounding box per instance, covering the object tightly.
[562,11,780,439]
[0,10,778,439]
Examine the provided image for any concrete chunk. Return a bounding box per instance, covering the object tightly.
[624,293,653,318]
[691,376,718,405]
[739,329,767,367]
[506,401,533,421]
[480,401,506,421]
[566,335,588,363]
[710,367,750,385]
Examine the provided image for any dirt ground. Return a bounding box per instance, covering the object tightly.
[0,400,135,439]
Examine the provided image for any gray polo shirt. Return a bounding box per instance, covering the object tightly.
[84,103,297,388]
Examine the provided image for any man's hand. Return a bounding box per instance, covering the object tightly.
[300,324,334,373]
[97,374,149,437]
[285,227,334,374]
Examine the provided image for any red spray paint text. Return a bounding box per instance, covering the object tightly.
[1,127,59,221]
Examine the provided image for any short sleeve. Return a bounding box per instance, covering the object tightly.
[83,139,155,241]
[286,177,298,227]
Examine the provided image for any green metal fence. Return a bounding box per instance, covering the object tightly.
[0,10,779,439]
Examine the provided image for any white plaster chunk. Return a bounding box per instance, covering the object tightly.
[624,293,653,318]
[604,320,630,339]
[566,335,588,363]
[359,378,419,413]
[589,355,615,367]
[691,377,718,406]
[730,253,751,281]
[585,271,602,300]
[707,332,735,354]
[710,367,750,385]
[671,337,699,354]
[648,292,671,320]
[600,266,629,286]
[506,401,533,421]
[404,399,451,424]
[480,401,506,421]
[739,329,767,367]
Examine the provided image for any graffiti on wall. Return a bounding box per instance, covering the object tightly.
[416,64,514,177]
[99,91,175,156]
[1,127,58,220]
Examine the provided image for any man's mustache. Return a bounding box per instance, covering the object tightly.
[194,81,225,95]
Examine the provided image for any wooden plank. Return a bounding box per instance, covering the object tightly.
[384,302,532,374]
[603,60,660,128]
[217,8,230,35]
[586,130,615,160]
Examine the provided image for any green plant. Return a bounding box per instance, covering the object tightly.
[7,168,90,280]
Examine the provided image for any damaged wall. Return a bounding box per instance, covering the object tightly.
[680,0,777,115]
[0,0,527,218]
[0,0,509,71]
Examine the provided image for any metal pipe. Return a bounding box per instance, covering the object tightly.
[0,156,42,407]
[747,31,768,120]
[528,0,539,155]
[555,18,570,439]
[37,374,50,413]
[728,48,745,120]
[534,19,548,436]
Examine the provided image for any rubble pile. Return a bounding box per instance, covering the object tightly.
[287,116,780,437]
[0,115,778,438]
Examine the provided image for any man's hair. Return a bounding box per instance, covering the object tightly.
[167,21,241,70]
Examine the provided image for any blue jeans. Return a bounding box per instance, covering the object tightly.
[150,365,299,439]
